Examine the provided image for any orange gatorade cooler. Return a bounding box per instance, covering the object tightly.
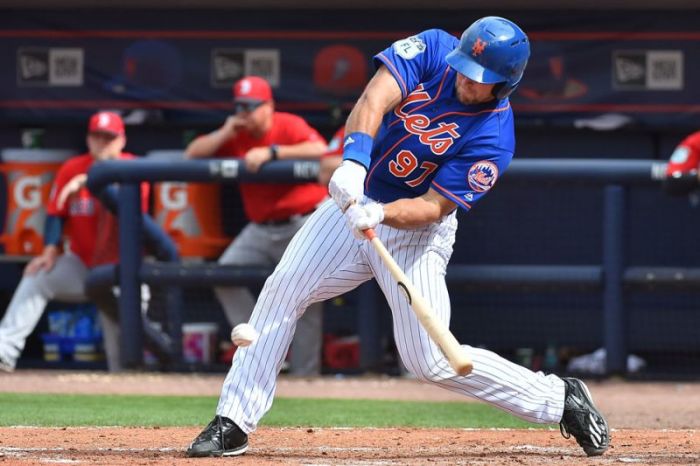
[0,148,73,255]
[147,150,230,259]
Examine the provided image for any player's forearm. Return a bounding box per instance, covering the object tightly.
[275,141,327,160]
[185,129,230,159]
[381,197,444,229]
[381,189,457,229]
[345,95,387,138]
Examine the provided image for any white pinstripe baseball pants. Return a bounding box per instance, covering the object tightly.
[217,199,566,433]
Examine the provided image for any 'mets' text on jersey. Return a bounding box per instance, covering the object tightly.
[367,29,516,211]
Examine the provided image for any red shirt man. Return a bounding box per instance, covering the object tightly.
[188,76,327,223]
[185,76,328,376]
[47,152,149,267]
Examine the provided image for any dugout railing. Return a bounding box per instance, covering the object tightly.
[87,157,698,375]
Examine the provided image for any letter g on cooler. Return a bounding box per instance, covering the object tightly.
[160,182,188,210]
[15,175,41,209]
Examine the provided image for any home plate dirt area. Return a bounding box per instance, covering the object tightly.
[1,371,698,465]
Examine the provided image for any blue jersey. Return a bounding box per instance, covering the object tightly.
[366,29,516,211]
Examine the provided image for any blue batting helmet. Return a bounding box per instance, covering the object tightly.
[445,16,530,99]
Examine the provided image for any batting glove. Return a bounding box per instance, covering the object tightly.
[329,160,367,212]
[345,200,384,240]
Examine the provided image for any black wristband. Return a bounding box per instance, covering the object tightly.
[270,144,279,160]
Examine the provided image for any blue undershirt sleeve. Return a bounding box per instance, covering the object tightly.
[43,215,63,246]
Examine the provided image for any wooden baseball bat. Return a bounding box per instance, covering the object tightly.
[363,228,473,376]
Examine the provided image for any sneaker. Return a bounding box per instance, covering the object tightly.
[186,415,248,457]
[559,377,610,456]
[0,355,14,373]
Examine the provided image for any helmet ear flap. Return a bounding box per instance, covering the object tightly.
[491,82,506,99]
[492,76,522,100]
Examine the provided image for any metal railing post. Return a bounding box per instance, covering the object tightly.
[118,183,143,368]
[602,185,626,375]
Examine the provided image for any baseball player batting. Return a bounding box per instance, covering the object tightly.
[187,16,609,458]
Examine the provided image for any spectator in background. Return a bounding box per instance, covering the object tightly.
[0,112,149,372]
[185,76,328,376]
[663,130,700,196]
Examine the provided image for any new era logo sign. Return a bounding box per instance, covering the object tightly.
[612,50,684,90]
[17,49,49,84]
[17,47,84,87]
[614,54,645,85]
[210,49,280,88]
[211,49,245,87]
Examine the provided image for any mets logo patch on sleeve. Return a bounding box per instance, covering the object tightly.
[467,161,498,192]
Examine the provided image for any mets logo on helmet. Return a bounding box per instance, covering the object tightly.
[471,38,487,57]
[467,161,498,192]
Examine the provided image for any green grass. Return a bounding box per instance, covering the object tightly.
[0,393,541,429]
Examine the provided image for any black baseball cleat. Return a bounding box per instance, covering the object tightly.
[559,377,610,456]
[187,415,248,457]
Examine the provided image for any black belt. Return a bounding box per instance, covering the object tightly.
[256,207,317,226]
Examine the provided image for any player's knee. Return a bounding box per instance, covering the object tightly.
[261,268,309,302]
[23,272,53,295]
[404,360,448,383]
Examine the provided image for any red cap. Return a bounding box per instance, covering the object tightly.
[88,111,125,136]
[232,76,273,103]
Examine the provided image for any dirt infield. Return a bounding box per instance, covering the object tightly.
[1,371,699,465]
[1,427,697,465]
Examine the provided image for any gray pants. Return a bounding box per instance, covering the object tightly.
[0,253,121,371]
[216,215,323,376]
